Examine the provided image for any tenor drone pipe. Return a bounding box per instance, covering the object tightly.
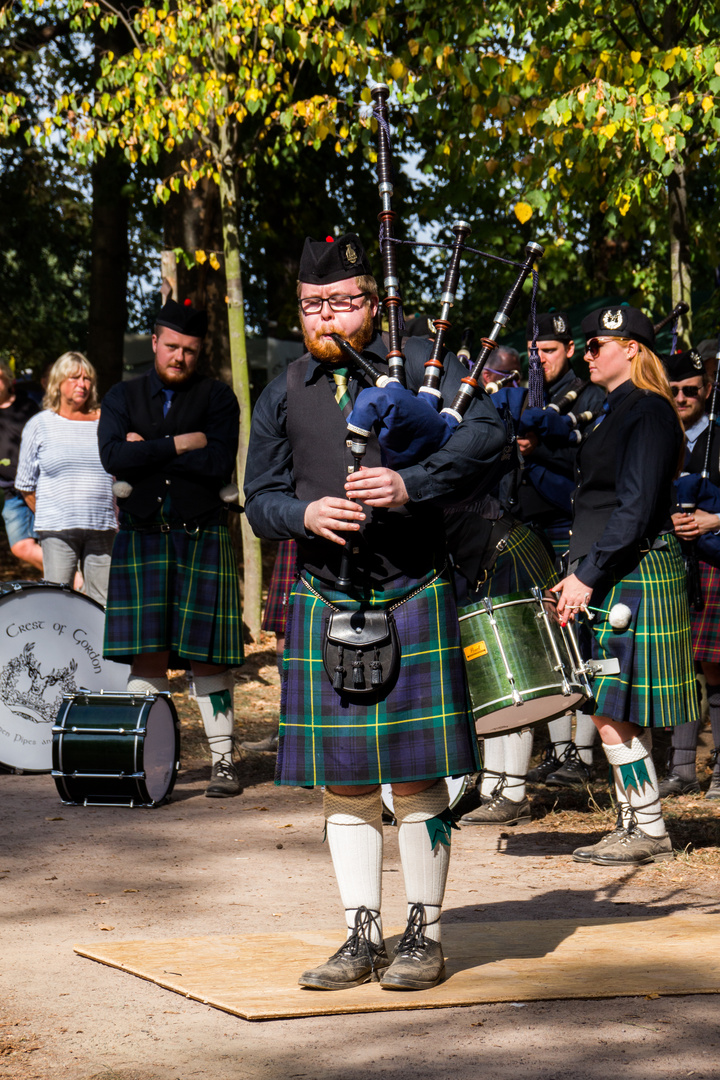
[420,220,472,401]
[653,300,689,335]
[371,84,406,386]
[441,241,544,421]
[485,370,520,394]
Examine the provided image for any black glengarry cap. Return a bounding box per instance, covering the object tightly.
[155,298,208,339]
[298,233,374,285]
[581,305,655,350]
[526,310,573,343]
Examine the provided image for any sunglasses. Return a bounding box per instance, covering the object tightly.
[585,338,614,358]
[670,385,703,399]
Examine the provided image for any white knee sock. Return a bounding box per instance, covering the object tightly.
[194,671,235,766]
[603,730,666,838]
[324,788,383,945]
[480,736,505,798]
[547,714,572,759]
[393,781,451,944]
[127,674,170,695]
[574,712,598,766]
[502,729,532,802]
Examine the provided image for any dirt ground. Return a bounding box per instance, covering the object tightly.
[2,637,720,1080]
[2,536,720,1079]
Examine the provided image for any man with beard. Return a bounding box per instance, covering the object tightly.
[664,348,720,800]
[244,233,506,991]
[99,298,244,798]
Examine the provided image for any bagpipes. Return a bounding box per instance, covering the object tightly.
[334,84,544,473]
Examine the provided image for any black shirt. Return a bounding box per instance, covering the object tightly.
[0,392,40,490]
[570,380,683,589]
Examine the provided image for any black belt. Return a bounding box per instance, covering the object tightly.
[123,507,229,534]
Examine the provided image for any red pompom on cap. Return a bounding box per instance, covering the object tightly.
[325,235,334,243]
[184,297,192,306]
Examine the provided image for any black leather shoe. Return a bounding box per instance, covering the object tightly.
[527,746,562,784]
[460,793,531,825]
[591,824,673,865]
[240,731,279,752]
[205,760,243,798]
[380,904,445,991]
[299,908,390,990]
[546,758,592,788]
[658,773,701,798]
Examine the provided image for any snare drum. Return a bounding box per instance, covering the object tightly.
[52,692,179,807]
[458,587,591,737]
[0,582,130,773]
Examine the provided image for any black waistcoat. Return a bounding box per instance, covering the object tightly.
[569,386,670,562]
[285,357,442,586]
[117,374,224,519]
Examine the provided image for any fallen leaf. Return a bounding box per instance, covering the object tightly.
[645,993,660,1000]
[276,824,293,829]
[95,900,109,905]
[271,912,283,917]
[99,925,115,931]
[123,888,139,893]
[45,816,64,822]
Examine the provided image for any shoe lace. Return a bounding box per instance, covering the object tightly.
[395,903,438,957]
[331,907,384,972]
[213,759,236,778]
[539,745,561,770]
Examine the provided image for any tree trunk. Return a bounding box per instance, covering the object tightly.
[87,145,130,395]
[667,160,692,349]
[218,158,262,641]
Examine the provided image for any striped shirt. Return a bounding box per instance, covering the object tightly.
[15,411,117,532]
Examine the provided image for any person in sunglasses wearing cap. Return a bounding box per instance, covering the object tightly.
[98,298,244,798]
[662,349,720,801]
[244,233,507,992]
[551,306,698,866]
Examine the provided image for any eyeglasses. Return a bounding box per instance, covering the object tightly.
[671,384,703,399]
[300,293,368,315]
[585,338,614,358]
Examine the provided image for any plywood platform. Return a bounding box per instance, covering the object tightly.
[75,915,720,1021]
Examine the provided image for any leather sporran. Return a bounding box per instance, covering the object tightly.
[323,608,400,697]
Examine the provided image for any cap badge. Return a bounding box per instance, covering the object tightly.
[553,315,567,334]
[345,243,358,265]
[692,351,703,370]
[602,309,624,331]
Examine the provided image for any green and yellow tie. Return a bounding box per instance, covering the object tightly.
[332,366,352,417]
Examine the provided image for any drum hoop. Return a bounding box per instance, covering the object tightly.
[0,580,106,614]
[458,594,557,621]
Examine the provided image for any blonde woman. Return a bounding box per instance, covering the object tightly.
[15,352,116,604]
[552,306,697,867]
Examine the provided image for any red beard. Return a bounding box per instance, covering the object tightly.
[302,305,375,362]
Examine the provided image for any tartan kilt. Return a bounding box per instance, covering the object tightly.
[276,569,479,787]
[588,537,697,728]
[103,522,244,667]
[261,540,298,636]
[690,560,720,663]
[473,523,558,600]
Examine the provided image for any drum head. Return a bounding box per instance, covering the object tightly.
[0,584,130,772]
[144,696,179,802]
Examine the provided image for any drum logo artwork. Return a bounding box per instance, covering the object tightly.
[0,585,130,772]
[0,641,78,725]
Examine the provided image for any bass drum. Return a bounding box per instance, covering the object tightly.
[381,774,473,819]
[458,587,591,737]
[0,582,130,773]
[52,692,179,807]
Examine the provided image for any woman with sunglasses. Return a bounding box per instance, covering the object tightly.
[551,306,697,866]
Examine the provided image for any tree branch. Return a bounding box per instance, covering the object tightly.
[628,0,662,48]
